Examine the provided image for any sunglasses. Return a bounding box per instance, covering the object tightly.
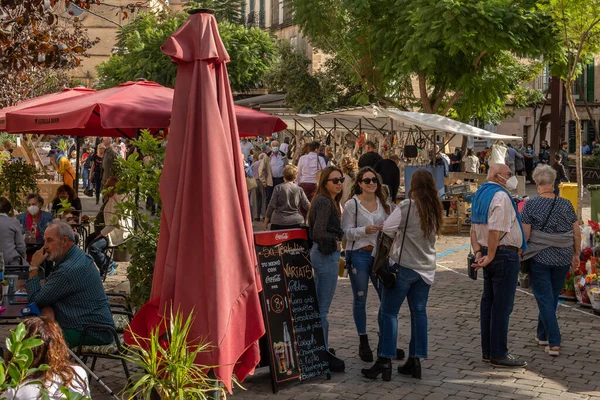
[327,177,345,184]
[360,177,379,185]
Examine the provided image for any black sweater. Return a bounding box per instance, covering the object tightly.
[308,195,343,255]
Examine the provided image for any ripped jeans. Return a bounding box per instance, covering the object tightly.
[346,249,383,335]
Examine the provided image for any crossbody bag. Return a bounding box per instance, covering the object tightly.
[520,196,558,273]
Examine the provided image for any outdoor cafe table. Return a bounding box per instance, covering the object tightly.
[0,295,30,324]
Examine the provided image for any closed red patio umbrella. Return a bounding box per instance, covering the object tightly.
[148,10,264,392]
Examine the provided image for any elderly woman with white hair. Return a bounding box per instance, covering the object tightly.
[520,164,580,357]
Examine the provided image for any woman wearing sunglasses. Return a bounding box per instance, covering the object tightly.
[362,169,443,381]
[308,166,345,372]
[341,167,391,362]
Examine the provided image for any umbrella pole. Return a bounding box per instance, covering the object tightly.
[75,138,81,192]
[67,348,119,399]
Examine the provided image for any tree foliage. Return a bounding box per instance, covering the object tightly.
[541,0,600,219]
[0,1,98,107]
[291,0,556,121]
[184,0,245,24]
[96,12,276,93]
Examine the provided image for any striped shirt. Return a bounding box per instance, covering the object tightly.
[26,246,114,343]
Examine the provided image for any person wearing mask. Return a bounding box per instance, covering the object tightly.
[463,149,481,173]
[17,194,53,248]
[362,169,442,381]
[552,154,569,195]
[538,140,551,165]
[88,177,131,277]
[264,165,310,231]
[342,167,392,362]
[89,144,105,205]
[524,144,536,183]
[374,154,400,204]
[48,150,75,190]
[506,143,523,176]
[81,147,93,192]
[251,153,266,221]
[559,141,569,171]
[340,156,359,206]
[279,137,290,155]
[358,141,383,169]
[0,197,26,265]
[259,140,287,207]
[308,166,345,372]
[240,138,254,159]
[521,164,580,357]
[101,137,118,187]
[582,141,592,155]
[470,163,528,368]
[51,185,82,220]
[1,317,90,399]
[297,141,328,200]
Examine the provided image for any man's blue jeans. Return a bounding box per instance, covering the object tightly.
[310,244,340,349]
[379,266,431,359]
[82,167,91,190]
[89,237,109,273]
[530,260,570,347]
[480,249,520,359]
[346,249,382,335]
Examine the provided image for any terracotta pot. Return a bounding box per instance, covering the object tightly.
[564,290,576,297]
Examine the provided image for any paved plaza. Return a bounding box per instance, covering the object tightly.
[1,188,598,399]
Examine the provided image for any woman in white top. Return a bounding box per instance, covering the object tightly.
[463,149,480,173]
[341,167,391,362]
[1,317,90,399]
[362,169,443,382]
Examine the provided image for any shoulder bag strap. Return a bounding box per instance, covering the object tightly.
[397,200,412,263]
[540,196,558,231]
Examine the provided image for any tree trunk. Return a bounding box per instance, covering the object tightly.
[564,81,583,221]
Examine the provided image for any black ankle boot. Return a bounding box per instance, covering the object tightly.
[327,351,345,373]
[359,334,373,362]
[397,357,421,379]
[361,357,392,381]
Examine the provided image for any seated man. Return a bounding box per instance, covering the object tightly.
[26,220,115,347]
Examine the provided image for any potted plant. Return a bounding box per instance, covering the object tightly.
[563,272,576,297]
[56,198,73,219]
[580,247,593,275]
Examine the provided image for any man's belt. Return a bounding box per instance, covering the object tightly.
[361,245,374,252]
[482,245,519,253]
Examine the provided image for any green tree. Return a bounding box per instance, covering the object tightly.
[291,0,555,122]
[96,12,276,93]
[541,0,600,220]
[184,0,245,24]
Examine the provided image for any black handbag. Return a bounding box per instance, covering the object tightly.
[521,196,557,273]
[372,200,411,289]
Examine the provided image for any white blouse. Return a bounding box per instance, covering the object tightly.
[342,195,389,251]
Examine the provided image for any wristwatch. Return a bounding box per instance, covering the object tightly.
[28,266,39,272]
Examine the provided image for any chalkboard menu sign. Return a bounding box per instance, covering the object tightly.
[255,229,330,392]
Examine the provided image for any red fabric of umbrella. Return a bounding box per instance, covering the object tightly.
[149,11,264,392]
[0,87,96,131]
[236,106,287,137]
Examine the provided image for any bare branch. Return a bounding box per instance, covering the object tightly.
[440,90,463,116]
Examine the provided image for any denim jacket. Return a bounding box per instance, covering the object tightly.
[16,211,54,243]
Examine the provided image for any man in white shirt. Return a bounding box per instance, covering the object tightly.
[297,141,327,199]
[240,138,254,159]
[260,140,287,206]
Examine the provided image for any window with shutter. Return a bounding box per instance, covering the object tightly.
[587,61,595,102]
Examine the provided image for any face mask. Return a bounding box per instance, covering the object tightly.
[28,205,39,215]
[500,175,518,190]
[272,147,279,153]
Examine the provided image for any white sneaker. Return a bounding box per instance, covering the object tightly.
[535,337,548,346]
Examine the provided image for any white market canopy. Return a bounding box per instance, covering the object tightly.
[274,106,521,141]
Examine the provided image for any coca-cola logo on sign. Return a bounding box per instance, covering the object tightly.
[274,233,289,240]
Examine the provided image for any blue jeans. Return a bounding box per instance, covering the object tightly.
[89,237,109,273]
[93,172,103,202]
[310,244,340,349]
[346,249,382,335]
[82,167,91,190]
[379,266,431,359]
[530,260,570,347]
[480,249,520,359]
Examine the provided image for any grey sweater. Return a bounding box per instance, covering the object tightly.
[0,214,26,264]
[265,182,310,226]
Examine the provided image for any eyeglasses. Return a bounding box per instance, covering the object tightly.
[360,177,379,185]
[327,177,345,184]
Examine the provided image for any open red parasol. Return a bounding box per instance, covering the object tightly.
[148,10,264,392]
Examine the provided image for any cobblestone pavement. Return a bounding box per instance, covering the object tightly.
[1,187,597,399]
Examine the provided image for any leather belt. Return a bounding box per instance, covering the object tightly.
[482,245,519,253]
[361,245,374,252]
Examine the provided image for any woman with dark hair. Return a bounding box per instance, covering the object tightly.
[2,317,89,399]
[308,166,345,372]
[0,197,26,264]
[362,169,443,381]
[51,185,82,220]
[341,167,391,361]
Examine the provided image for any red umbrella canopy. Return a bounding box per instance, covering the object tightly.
[0,87,96,131]
[4,80,285,138]
[4,80,171,138]
[149,10,264,392]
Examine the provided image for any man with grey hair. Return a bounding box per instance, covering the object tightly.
[260,140,287,206]
[470,163,528,368]
[26,220,114,347]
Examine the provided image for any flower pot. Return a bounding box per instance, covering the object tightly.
[564,290,576,297]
